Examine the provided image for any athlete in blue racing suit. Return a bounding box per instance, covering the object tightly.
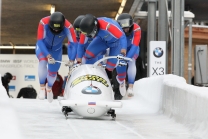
[73,15,104,64]
[35,12,77,102]
[117,13,141,97]
[79,14,128,95]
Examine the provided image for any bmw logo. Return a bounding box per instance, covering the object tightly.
[82,86,101,94]
[153,47,164,58]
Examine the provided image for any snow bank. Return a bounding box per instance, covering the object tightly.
[134,74,208,138]
[0,74,23,139]
[163,76,208,138]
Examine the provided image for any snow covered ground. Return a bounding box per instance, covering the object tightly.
[1,75,207,139]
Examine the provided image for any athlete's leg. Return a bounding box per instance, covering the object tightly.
[108,42,127,96]
[127,49,139,97]
[36,46,48,99]
[47,49,62,88]
[127,58,137,85]
[46,49,62,102]
[108,42,126,83]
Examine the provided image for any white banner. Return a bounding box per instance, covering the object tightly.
[0,54,69,98]
[149,41,166,77]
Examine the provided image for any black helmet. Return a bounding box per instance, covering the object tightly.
[73,15,85,38]
[79,14,98,38]
[49,12,65,35]
[117,13,134,36]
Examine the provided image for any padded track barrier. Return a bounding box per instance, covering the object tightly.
[134,74,208,138]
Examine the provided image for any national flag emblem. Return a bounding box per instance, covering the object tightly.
[88,102,96,105]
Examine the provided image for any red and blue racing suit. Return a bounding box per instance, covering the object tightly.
[84,17,127,82]
[77,33,105,64]
[35,16,77,87]
[126,23,141,84]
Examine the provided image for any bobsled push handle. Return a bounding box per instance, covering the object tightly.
[93,56,132,68]
[55,61,73,67]
[55,60,66,64]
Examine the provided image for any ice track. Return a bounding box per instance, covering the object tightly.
[10,97,197,139]
[4,74,205,139]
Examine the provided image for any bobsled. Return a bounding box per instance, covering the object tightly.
[59,56,132,119]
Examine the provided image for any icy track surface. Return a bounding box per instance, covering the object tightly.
[10,96,199,139]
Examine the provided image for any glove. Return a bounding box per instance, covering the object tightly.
[48,57,56,64]
[65,61,74,67]
[118,60,128,66]
[117,54,128,66]
[116,53,125,60]
[68,62,81,76]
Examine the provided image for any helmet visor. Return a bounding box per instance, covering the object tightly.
[81,25,98,38]
[51,23,62,31]
[117,19,133,28]
[75,28,81,38]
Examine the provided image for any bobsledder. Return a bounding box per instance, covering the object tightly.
[58,55,132,119]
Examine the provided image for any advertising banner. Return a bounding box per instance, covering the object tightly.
[149,41,166,77]
[0,54,69,98]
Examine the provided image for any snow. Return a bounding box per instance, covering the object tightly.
[0,74,207,139]
[0,74,23,139]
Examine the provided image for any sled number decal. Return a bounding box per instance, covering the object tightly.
[70,75,109,87]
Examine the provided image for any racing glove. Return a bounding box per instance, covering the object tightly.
[117,53,128,66]
[48,57,56,64]
[65,60,74,67]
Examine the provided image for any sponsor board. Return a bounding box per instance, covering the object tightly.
[9,85,15,91]
[149,41,166,76]
[25,75,35,81]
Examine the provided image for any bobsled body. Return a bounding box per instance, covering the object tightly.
[60,64,122,118]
